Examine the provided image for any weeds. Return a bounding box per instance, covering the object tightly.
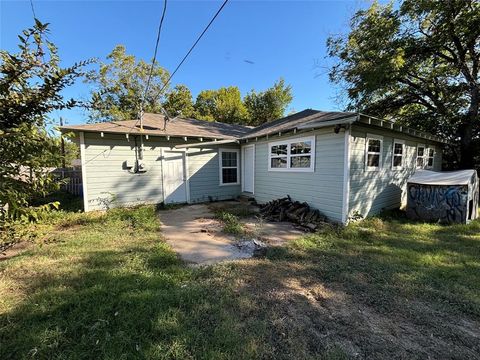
[216,211,245,235]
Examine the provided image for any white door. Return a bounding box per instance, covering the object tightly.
[163,150,187,204]
[242,145,255,193]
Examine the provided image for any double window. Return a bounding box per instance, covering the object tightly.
[416,144,435,169]
[392,139,405,170]
[268,136,315,172]
[219,149,239,185]
[365,134,383,171]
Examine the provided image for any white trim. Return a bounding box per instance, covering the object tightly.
[365,133,383,171]
[241,144,255,194]
[392,139,405,170]
[416,143,426,169]
[160,148,166,202]
[79,131,89,212]
[268,135,316,172]
[184,148,191,203]
[341,128,351,224]
[218,148,240,186]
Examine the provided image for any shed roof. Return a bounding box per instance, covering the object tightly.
[408,170,477,185]
[60,113,251,140]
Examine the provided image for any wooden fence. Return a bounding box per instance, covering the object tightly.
[52,169,83,196]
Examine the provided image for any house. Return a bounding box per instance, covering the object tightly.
[60,109,446,223]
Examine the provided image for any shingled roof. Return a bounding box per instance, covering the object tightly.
[61,109,446,144]
[241,109,356,139]
[60,113,251,140]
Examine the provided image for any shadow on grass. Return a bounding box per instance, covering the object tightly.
[1,208,479,360]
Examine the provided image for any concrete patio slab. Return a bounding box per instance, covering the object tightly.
[158,204,253,265]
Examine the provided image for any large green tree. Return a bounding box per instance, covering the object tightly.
[163,84,195,118]
[328,0,480,169]
[194,86,247,124]
[244,78,293,126]
[87,45,170,122]
[0,20,86,221]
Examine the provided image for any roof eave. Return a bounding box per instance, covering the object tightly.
[357,114,450,144]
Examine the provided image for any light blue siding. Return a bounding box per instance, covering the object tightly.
[82,132,240,210]
[348,124,443,218]
[251,128,346,222]
[187,146,241,203]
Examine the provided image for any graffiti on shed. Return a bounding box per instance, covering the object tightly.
[406,184,468,223]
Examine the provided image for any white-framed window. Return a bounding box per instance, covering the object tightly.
[392,139,405,170]
[268,136,315,172]
[416,144,426,169]
[219,149,239,185]
[365,134,383,171]
[426,147,435,169]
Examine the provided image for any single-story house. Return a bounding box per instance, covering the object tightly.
[61,109,446,223]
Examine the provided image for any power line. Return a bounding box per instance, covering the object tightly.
[29,0,36,19]
[156,0,229,99]
[139,0,168,128]
[130,0,230,134]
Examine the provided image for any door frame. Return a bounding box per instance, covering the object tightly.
[161,148,190,204]
[241,144,255,194]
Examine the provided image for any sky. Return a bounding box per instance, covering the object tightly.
[1,0,364,126]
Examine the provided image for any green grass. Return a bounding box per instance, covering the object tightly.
[281,215,480,316]
[0,206,268,359]
[1,205,479,359]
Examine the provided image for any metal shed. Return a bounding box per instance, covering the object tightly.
[407,170,479,223]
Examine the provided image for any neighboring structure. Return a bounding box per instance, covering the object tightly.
[61,110,447,223]
[406,170,479,223]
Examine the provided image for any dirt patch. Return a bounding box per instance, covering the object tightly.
[234,260,480,360]
[0,241,33,262]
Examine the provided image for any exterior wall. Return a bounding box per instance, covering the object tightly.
[187,145,241,203]
[81,132,240,211]
[251,127,346,222]
[348,124,443,218]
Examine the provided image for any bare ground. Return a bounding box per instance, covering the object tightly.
[233,260,480,360]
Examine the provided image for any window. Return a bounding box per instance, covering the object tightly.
[392,139,405,170]
[268,136,315,172]
[416,144,425,168]
[365,134,383,171]
[426,147,435,168]
[219,149,239,185]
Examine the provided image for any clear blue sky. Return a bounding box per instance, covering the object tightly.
[1,0,362,126]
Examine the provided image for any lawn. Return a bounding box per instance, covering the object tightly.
[1,204,479,359]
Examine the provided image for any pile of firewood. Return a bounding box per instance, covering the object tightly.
[259,195,329,231]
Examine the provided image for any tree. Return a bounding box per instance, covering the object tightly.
[194,89,217,121]
[244,78,293,126]
[194,86,247,124]
[327,0,480,169]
[163,84,195,118]
[0,19,87,222]
[87,45,170,122]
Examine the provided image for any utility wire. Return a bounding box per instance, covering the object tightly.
[139,0,168,128]
[156,0,229,98]
[130,0,229,134]
[29,0,36,19]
